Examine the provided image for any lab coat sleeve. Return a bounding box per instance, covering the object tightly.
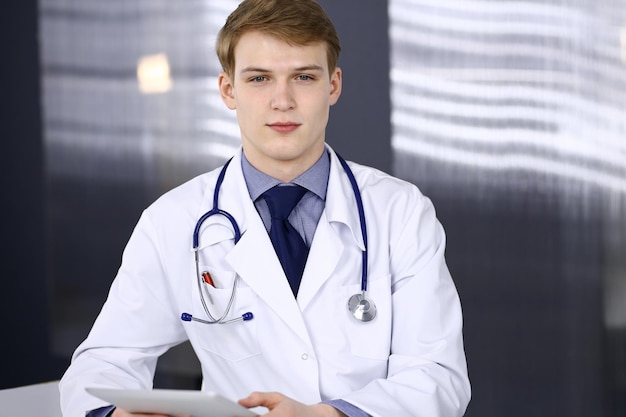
[342,192,471,417]
[59,209,189,417]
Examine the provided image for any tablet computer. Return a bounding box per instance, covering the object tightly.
[86,387,257,417]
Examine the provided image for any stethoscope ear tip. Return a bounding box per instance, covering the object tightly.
[181,311,253,324]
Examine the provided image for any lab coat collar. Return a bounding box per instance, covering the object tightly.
[323,145,366,252]
[193,146,364,252]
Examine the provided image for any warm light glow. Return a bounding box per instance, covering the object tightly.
[137,53,172,94]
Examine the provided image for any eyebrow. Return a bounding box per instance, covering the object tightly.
[239,65,325,74]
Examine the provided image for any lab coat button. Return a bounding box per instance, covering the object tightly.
[301,353,309,360]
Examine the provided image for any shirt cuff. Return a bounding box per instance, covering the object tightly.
[324,399,371,417]
[86,405,116,417]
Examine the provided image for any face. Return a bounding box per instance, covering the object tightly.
[218,31,342,181]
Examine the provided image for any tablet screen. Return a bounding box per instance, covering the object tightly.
[86,387,257,417]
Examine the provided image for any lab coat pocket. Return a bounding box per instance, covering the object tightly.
[188,268,260,362]
[341,276,392,361]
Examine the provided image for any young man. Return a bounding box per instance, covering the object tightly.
[59,1,471,416]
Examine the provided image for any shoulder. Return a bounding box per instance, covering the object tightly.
[339,160,441,236]
[345,160,429,206]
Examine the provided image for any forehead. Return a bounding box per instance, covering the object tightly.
[233,31,329,73]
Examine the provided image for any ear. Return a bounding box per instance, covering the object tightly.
[329,67,342,106]
[218,72,236,110]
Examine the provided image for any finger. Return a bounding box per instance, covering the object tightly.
[238,391,284,409]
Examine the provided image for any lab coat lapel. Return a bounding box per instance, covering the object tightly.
[297,149,365,311]
[227,221,312,344]
[296,211,343,310]
[220,152,312,345]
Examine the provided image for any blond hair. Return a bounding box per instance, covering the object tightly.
[216,0,341,78]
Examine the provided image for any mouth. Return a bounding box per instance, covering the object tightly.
[267,122,301,134]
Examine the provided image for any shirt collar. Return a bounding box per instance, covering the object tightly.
[241,150,330,202]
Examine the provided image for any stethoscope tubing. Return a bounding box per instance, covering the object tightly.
[184,152,375,325]
[336,154,368,293]
[193,159,241,249]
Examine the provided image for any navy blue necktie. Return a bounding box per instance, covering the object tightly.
[263,185,309,296]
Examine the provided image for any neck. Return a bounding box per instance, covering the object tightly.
[242,146,325,183]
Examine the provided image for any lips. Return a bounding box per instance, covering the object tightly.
[267,122,301,133]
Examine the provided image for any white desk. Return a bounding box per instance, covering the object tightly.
[0,381,62,417]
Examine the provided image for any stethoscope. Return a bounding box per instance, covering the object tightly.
[181,153,377,325]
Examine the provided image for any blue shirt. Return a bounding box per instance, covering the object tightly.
[241,150,329,246]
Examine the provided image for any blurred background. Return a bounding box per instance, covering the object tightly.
[2,0,625,416]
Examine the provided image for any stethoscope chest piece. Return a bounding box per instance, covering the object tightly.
[348,292,377,322]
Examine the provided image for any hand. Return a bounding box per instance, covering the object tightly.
[111,408,191,417]
[238,392,346,417]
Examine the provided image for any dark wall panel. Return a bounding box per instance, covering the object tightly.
[319,0,391,173]
[0,1,66,389]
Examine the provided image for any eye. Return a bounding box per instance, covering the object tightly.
[296,74,314,81]
[250,75,267,83]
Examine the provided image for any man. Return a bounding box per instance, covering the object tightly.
[59,0,471,416]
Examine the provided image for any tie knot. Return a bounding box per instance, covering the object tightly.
[263,185,307,220]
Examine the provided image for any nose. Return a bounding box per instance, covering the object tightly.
[270,81,296,111]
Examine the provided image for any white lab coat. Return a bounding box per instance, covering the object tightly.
[59,146,471,417]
